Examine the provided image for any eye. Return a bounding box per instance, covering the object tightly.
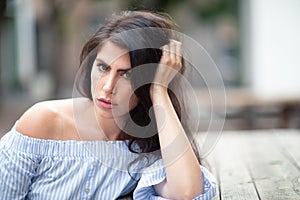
[97,63,109,72]
[122,70,132,80]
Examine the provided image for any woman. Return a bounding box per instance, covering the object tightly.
[0,11,216,199]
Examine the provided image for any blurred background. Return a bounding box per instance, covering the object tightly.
[1,0,300,135]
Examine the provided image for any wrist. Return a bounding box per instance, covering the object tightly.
[150,84,168,101]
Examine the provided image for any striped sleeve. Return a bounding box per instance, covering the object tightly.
[133,162,217,200]
[0,130,41,199]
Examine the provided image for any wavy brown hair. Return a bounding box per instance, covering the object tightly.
[77,11,201,168]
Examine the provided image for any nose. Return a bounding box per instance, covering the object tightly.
[102,72,117,94]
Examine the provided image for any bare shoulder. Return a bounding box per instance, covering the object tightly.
[16,99,74,139]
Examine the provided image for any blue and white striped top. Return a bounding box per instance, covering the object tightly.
[0,122,217,200]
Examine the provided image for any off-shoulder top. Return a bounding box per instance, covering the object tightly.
[0,122,217,199]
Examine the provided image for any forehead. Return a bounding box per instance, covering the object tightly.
[96,41,131,69]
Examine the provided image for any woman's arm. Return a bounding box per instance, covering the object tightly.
[0,125,42,199]
[151,40,204,199]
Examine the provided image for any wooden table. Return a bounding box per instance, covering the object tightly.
[204,129,300,199]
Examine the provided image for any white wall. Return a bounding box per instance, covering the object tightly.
[243,0,300,99]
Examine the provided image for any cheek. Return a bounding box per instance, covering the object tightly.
[90,69,100,95]
[129,93,139,109]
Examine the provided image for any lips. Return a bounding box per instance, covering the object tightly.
[97,98,117,109]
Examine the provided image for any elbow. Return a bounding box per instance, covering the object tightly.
[183,190,204,200]
[176,186,204,200]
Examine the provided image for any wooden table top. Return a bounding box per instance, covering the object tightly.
[202,129,300,200]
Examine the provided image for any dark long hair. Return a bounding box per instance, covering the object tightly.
[77,11,201,167]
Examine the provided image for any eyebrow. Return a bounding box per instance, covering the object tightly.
[95,58,131,72]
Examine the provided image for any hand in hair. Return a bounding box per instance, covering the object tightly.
[150,39,182,98]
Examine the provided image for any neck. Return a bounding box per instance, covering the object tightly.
[96,114,130,141]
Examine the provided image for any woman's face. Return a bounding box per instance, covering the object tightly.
[91,41,139,119]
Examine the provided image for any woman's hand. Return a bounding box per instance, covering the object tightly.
[150,39,183,98]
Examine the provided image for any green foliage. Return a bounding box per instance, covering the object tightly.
[125,0,182,12]
[191,0,239,21]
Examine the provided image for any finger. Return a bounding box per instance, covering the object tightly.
[172,40,182,56]
[175,41,182,66]
[161,44,170,64]
[169,42,176,65]
[169,39,182,67]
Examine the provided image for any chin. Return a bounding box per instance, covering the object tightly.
[95,107,129,120]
